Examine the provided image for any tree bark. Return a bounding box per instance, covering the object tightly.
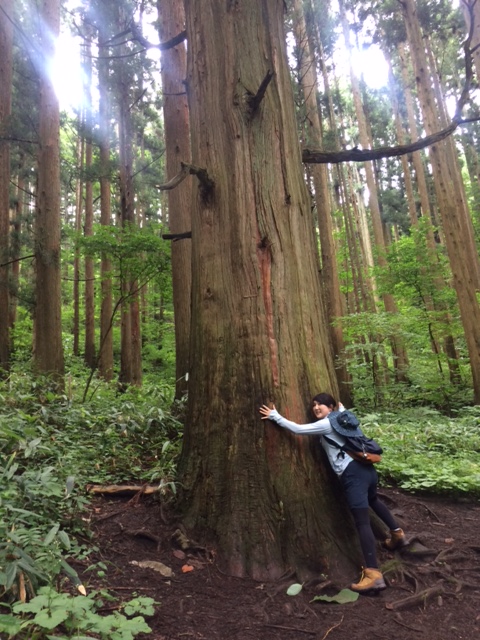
[116,5,142,388]
[178,0,359,582]
[84,40,96,369]
[157,0,192,400]
[97,22,114,382]
[34,0,65,384]
[0,0,13,374]
[73,131,84,356]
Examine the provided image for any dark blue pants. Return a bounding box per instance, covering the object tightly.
[340,461,398,568]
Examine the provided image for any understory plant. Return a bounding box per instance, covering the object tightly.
[360,405,480,495]
[0,587,154,639]
[0,370,179,634]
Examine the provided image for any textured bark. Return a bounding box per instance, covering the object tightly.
[403,0,480,403]
[84,42,96,369]
[157,0,192,400]
[118,88,140,387]
[9,160,23,332]
[0,0,13,374]
[117,8,142,388]
[97,26,114,382]
[73,133,84,356]
[34,0,64,383]
[178,0,359,582]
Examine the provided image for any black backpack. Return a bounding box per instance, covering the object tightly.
[325,410,383,464]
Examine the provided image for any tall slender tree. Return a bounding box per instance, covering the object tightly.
[34,0,64,382]
[0,0,13,374]
[402,0,480,403]
[157,0,192,400]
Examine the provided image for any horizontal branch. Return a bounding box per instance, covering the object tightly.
[130,22,187,51]
[302,121,460,164]
[0,254,34,268]
[162,231,192,241]
[156,162,214,195]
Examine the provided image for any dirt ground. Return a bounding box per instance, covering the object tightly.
[77,486,480,640]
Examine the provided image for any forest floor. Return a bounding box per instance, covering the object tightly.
[77,486,480,640]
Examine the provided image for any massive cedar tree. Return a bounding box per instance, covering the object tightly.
[177,0,359,581]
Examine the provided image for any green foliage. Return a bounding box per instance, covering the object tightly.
[76,222,171,292]
[336,222,471,411]
[361,406,480,495]
[0,372,181,604]
[0,587,154,639]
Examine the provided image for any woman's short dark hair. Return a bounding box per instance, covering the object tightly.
[311,392,336,409]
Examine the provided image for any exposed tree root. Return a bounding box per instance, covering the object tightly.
[385,584,444,610]
[417,502,442,523]
[319,615,344,640]
[392,613,423,633]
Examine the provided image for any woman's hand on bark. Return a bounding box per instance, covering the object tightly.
[259,404,275,419]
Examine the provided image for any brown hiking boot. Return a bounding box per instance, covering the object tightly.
[384,528,407,551]
[351,568,386,594]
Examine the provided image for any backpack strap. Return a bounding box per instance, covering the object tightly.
[322,434,347,459]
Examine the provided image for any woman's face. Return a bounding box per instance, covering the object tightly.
[312,401,332,420]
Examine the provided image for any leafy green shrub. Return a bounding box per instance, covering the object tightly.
[361,406,480,495]
[0,373,181,603]
[0,587,154,639]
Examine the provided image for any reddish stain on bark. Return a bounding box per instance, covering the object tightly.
[257,237,279,388]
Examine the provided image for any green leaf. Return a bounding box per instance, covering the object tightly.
[57,530,71,550]
[0,614,23,636]
[311,588,359,604]
[44,523,60,546]
[33,608,69,629]
[286,583,303,596]
[60,558,82,586]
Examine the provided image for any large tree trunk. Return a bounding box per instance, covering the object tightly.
[178,0,359,582]
[0,0,13,374]
[157,0,192,400]
[34,0,64,383]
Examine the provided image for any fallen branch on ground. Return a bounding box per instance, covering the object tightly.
[385,584,444,611]
[86,484,162,495]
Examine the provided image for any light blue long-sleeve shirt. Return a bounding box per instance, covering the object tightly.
[268,408,353,476]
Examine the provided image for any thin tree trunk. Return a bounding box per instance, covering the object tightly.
[97,24,114,382]
[157,0,192,400]
[34,0,64,384]
[403,0,480,403]
[9,158,23,333]
[73,132,84,356]
[84,40,96,369]
[339,0,409,384]
[0,0,13,374]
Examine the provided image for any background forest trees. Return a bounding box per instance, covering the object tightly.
[0,0,479,579]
